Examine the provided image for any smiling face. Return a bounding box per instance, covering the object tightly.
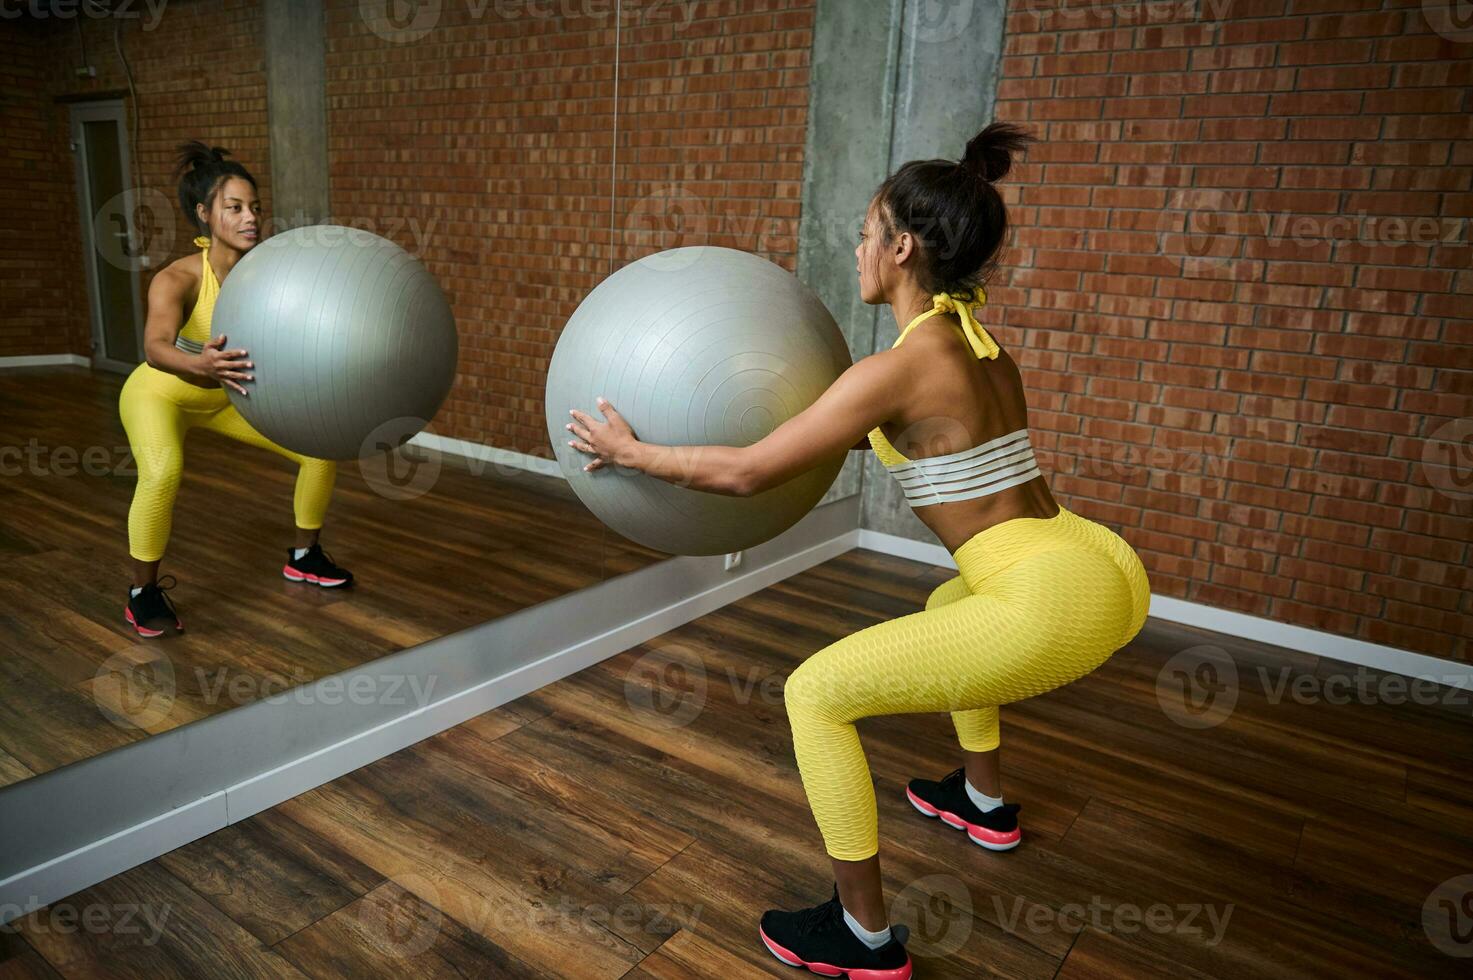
[195,175,262,251]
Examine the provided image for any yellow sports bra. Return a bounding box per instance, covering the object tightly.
[867,290,1043,508]
[174,236,217,355]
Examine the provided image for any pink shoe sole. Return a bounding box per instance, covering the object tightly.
[282,564,350,587]
[906,786,1021,851]
[125,606,181,638]
[759,926,913,979]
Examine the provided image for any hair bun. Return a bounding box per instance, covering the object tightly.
[171,140,234,180]
[960,122,1036,184]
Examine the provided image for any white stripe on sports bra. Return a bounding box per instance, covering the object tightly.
[884,428,1042,508]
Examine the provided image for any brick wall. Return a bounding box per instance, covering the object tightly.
[9,0,813,482]
[0,0,271,361]
[0,17,88,358]
[995,2,1472,660]
[326,0,814,455]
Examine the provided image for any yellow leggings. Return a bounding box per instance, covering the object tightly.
[118,363,338,562]
[785,505,1151,861]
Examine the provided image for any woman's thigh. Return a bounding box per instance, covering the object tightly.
[787,547,1134,722]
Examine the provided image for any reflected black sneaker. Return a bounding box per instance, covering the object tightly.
[282,543,353,588]
[125,575,183,638]
[759,884,912,979]
[906,767,1021,851]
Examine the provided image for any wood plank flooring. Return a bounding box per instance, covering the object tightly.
[0,367,662,781]
[4,545,1468,978]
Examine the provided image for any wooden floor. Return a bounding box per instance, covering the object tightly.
[0,367,662,782]
[3,545,1467,978]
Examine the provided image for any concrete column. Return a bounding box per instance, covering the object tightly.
[262,0,329,230]
[812,0,1007,535]
[798,0,906,506]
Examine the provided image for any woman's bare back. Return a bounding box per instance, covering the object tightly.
[877,315,1059,553]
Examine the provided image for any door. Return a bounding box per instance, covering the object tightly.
[70,101,150,373]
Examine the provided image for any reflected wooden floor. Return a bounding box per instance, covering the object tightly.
[0,367,663,782]
[4,545,1468,977]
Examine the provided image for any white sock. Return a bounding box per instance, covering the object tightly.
[130,586,144,598]
[293,546,309,559]
[965,778,1003,813]
[842,906,892,949]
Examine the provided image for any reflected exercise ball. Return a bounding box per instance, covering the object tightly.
[212,225,458,460]
[544,246,853,556]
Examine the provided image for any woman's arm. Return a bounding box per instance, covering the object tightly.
[140,266,253,394]
[140,266,201,378]
[567,351,908,497]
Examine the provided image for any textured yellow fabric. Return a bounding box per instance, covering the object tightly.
[785,506,1150,861]
[178,236,217,347]
[867,290,998,467]
[118,243,337,562]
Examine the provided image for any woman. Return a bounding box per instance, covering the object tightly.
[119,141,353,638]
[567,121,1149,977]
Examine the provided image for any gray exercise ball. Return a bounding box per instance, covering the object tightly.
[545,246,853,556]
[213,225,458,460]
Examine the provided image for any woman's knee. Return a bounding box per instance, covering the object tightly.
[131,446,184,489]
[783,658,842,725]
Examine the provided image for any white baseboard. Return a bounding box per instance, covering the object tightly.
[408,429,563,480]
[855,528,1472,692]
[0,354,90,368]
[857,528,956,569]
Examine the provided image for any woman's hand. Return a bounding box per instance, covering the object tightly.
[567,397,639,472]
[196,334,254,396]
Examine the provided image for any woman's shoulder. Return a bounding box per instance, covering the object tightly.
[162,247,204,281]
[146,251,203,310]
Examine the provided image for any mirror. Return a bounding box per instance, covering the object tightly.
[0,3,717,787]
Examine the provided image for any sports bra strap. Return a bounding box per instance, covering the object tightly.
[893,290,999,360]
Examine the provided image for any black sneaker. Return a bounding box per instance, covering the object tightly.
[759,884,912,979]
[125,575,183,638]
[282,543,353,588]
[906,768,1022,851]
